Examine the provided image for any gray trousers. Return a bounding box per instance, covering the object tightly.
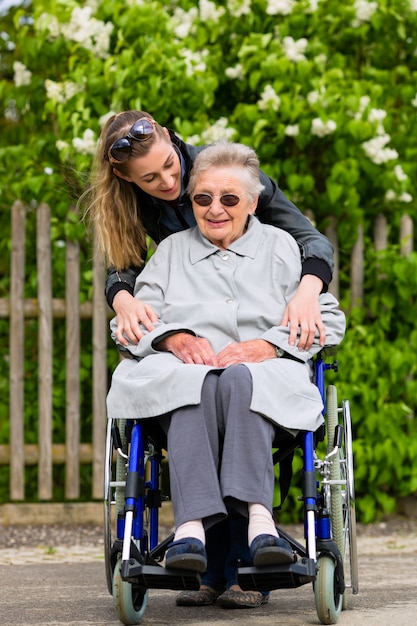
[163,365,276,529]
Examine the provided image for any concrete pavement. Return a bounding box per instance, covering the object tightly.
[1,531,417,625]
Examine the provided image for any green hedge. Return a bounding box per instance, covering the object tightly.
[1,0,417,519]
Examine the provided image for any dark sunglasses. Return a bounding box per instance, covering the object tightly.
[107,118,155,162]
[192,193,242,207]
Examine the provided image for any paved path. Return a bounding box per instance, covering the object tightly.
[1,530,416,625]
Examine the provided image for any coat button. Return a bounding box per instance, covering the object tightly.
[226,299,233,303]
[222,254,229,261]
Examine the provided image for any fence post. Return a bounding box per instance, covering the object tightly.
[400,213,413,257]
[65,225,80,499]
[350,224,364,309]
[37,203,53,500]
[325,216,339,300]
[92,233,108,499]
[9,201,26,500]
[374,213,388,251]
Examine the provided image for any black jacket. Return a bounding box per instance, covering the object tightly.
[106,131,333,307]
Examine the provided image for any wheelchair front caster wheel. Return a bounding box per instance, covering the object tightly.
[314,555,343,624]
[112,558,148,625]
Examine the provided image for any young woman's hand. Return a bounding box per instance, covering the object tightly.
[113,291,158,345]
[280,275,326,351]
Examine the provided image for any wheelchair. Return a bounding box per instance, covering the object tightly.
[104,347,359,625]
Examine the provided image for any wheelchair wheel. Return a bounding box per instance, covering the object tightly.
[314,554,343,624]
[326,386,359,604]
[112,557,148,625]
[326,386,344,567]
[104,418,128,594]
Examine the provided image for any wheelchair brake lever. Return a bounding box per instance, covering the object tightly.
[112,424,129,459]
[333,424,343,449]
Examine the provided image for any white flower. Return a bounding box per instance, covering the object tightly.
[5,100,18,122]
[410,0,417,10]
[13,61,32,87]
[362,134,399,164]
[307,90,320,105]
[45,79,65,103]
[354,95,371,119]
[368,108,386,124]
[282,37,308,62]
[201,118,237,143]
[225,63,245,80]
[266,0,295,15]
[398,192,413,203]
[311,118,337,137]
[257,84,281,111]
[44,79,81,103]
[56,140,70,151]
[72,129,97,155]
[180,48,208,76]
[306,0,320,11]
[384,189,396,202]
[185,134,201,145]
[394,165,408,182]
[64,81,82,100]
[352,0,378,27]
[411,93,417,107]
[44,167,53,175]
[199,0,225,21]
[285,124,300,137]
[227,0,251,17]
[35,12,60,38]
[171,7,198,39]
[61,7,113,59]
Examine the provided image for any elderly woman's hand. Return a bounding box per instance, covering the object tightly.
[157,332,219,365]
[280,275,326,351]
[216,339,276,368]
[113,291,158,345]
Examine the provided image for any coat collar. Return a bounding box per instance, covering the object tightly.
[189,216,262,264]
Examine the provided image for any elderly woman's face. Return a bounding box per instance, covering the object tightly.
[191,166,257,249]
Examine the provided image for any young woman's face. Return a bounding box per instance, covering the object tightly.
[191,166,257,250]
[115,135,182,201]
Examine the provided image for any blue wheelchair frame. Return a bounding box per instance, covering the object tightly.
[104,348,358,625]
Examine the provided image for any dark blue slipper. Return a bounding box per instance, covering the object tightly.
[250,534,295,567]
[165,537,207,573]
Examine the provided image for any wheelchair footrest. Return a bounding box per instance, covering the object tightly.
[120,557,201,591]
[237,557,316,592]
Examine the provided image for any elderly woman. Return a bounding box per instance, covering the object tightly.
[106,142,345,602]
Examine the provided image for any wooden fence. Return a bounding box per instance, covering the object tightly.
[0,201,108,502]
[0,202,414,503]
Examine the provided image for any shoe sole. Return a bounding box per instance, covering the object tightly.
[217,593,269,609]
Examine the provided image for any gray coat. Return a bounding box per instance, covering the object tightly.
[106,217,346,433]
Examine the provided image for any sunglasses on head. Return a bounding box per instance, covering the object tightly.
[192,193,242,207]
[107,118,155,162]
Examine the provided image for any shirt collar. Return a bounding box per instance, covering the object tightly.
[189,216,261,264]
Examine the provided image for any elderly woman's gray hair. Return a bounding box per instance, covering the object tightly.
[187,142,265,201]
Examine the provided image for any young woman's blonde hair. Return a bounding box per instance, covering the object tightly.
[81,110,169,271]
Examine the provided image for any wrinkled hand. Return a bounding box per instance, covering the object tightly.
[216,339,275,368]
[280,275,326,351]
[158,333,218,365]
[113,291,158,345]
